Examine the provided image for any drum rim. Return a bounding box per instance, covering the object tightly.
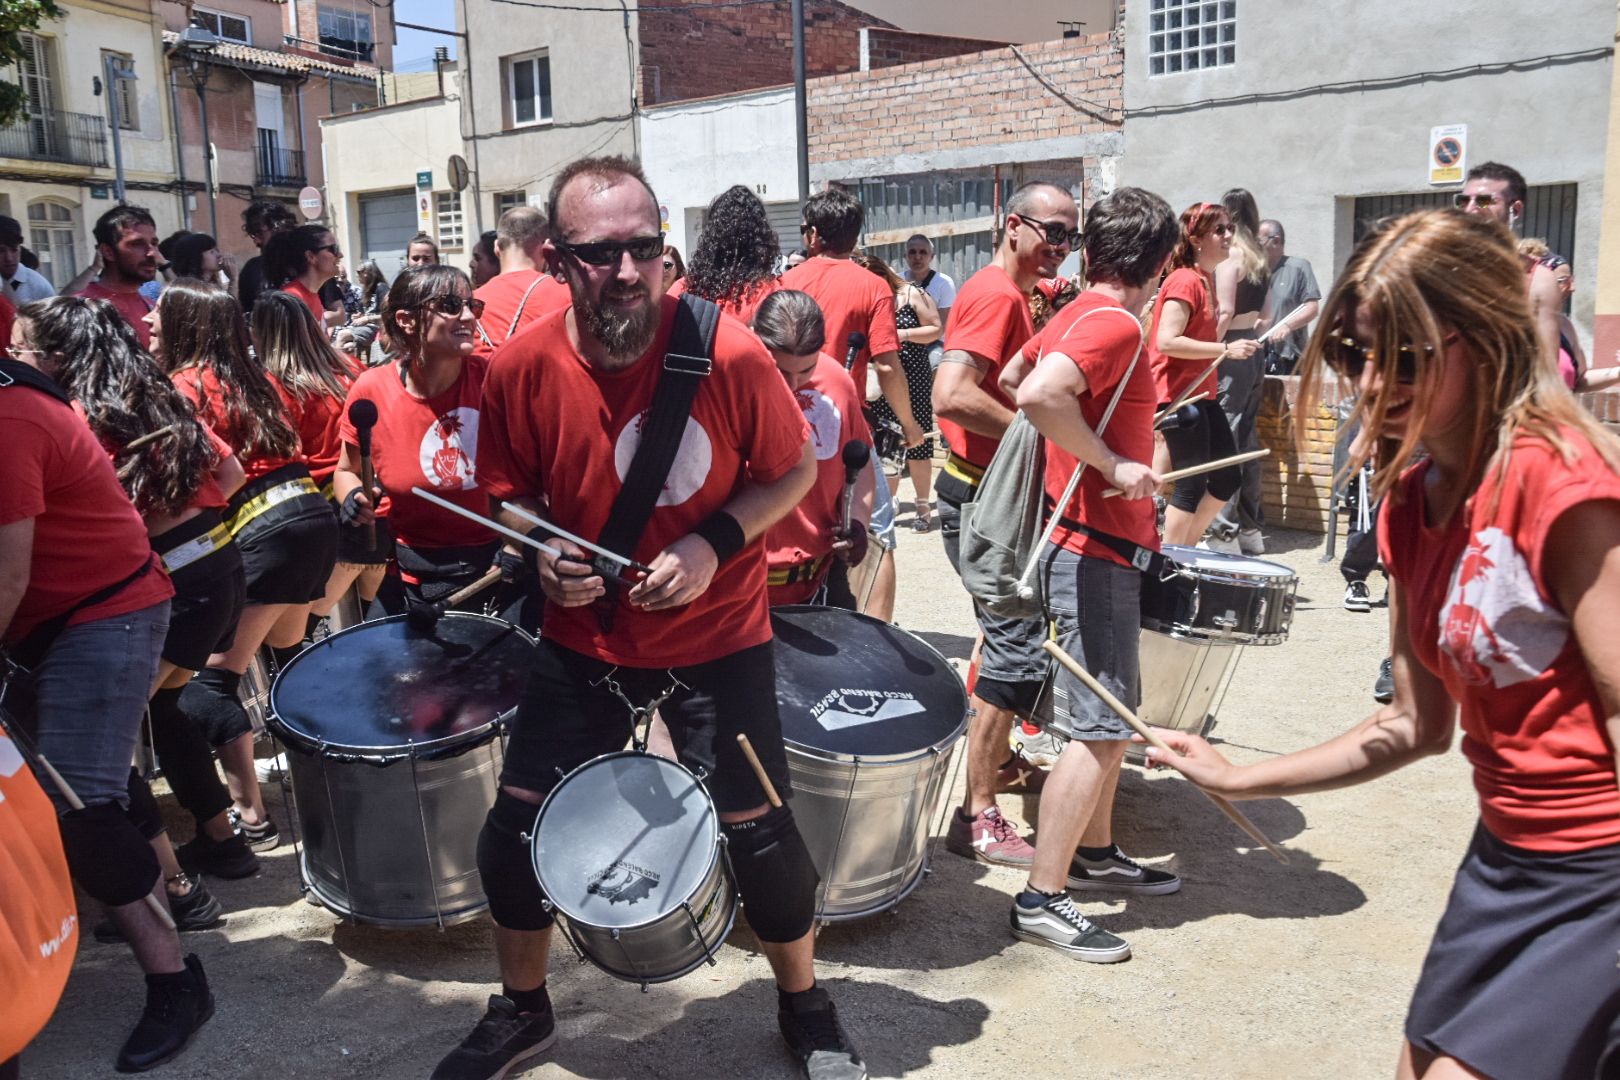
[531,749,724,931]
[266,612,535,761]
[770,604,970,760]
[1159,545,1299,580]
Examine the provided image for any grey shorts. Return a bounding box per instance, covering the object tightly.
[1040,545,1140,742]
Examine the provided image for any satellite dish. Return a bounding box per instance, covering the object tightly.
[448,154,470,193]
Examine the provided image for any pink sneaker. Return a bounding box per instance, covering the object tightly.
[995,750,1048,795]
[945,806,1036,866]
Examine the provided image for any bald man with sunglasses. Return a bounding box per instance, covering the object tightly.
[1457,161,1562,374]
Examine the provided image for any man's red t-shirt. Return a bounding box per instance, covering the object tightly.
[282,280,328,330]
[1031,295,1157,568]
[1148,268,1219,404]
[478,297,809,667]
[940,264,1033,470]
[781,257,899,398]
[474,270,571,357]
[1378,430,1620,853]
[171,366,301,481]
[77,280,153,350]
[338,358,494,551]
[0,384,174,642]
[670,276,783,326]
[764,353,871,605]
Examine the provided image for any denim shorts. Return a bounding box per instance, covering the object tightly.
[32,601,170,810]
[1040,545,1140,741]
[868,456,898,549]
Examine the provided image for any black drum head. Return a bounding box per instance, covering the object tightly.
[268,613,534,759]
[771,606,967,758]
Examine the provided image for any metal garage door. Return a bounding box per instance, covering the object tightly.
[359,190,417,283]
[765,201,803,261]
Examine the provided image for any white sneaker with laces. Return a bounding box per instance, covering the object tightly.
[1344,581,1372,612]
[1010,890,1131,963]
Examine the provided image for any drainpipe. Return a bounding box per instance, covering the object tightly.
[166,59,191,230]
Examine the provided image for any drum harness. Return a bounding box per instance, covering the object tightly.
[589,669,689,755]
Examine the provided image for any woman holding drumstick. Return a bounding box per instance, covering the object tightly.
[1148,209,1620,1080]
[1149,203,1262,546]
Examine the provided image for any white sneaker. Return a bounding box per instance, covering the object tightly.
[1009,890,1131,963]
[1344,581,1372,612]
[254,752,288,784]
[1202,532,1242,555]
[1238,528,1265,556]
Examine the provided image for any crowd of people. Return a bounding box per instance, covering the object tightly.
[2,152,1617,1080]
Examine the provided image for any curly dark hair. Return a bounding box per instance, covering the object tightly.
[683,185,781,308]
[18,296,218,517]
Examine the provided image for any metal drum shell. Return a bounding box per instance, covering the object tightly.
[1147,546,1299,646]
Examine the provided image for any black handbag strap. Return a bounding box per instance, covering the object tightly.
[593,293,720,604]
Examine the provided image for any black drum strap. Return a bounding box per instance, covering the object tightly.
[1042,497,1166,576]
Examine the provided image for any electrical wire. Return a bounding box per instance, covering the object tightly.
[488,0,793,12]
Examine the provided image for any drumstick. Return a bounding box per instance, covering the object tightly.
[1102,449,1271,498]
[499,501,653,575]
[406,567,504,631]
[1153,393,1208,424]
[412,487,643,589]
[735,734,783,809]
[1041,640,1289,864]
[119,424,182,454]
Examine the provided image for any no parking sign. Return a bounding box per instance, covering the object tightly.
[1429,124,1467,185]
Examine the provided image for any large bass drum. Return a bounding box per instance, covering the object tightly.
[267,613,533,928]
[772,606,966,922]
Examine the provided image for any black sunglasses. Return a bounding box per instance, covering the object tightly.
[316,243,342,256]
[1325,335,1432,384]
[1013,214,1081,248]
[1453,193,1500,209]
[555,236,665,267]
[424,295,485,318]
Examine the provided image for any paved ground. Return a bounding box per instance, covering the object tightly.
[26,510,1476,1080]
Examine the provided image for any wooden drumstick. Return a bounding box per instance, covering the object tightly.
[1041,640,1289,864]
[735,734,783,809]
[1153,393,1208,424]
[1102,449,1271,498]
[119,424,182,454]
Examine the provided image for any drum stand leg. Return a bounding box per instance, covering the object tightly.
[922,731,969,877]
[817,761,861,924]
[407,742,447,932]
[317,741,357,927]
[269,730,310,902]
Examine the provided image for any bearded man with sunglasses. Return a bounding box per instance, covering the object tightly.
[443,157,866,1080]
[1457,161,1563,375]
[934,180,1079,867]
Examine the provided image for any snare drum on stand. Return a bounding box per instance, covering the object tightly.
[267,612,534,928]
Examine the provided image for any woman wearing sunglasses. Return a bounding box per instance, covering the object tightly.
[1147,209,1620,1080]
[335,265,530,623]
[264,224,345,331]
[1148,202,1263,546]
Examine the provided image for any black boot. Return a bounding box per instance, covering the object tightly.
[176,829,260,879]
[115,954,214,1073]
[95,876,225,943]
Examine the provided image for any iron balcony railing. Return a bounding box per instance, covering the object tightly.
[256,145,305,188]
[0,109,109,168]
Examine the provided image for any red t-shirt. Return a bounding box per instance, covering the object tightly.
[171,366,301,481]
[0,385,174,642]
[940,264,1033,470]
[338,358,494,551]
[780,257,899,398]
[764,353,872,605]
[282,280,328,330]
[670,276,784,326]
[1148,268,1219,404]
[478,297,809,667]
[0,294,14,353]
[1378,430,1620,852]
[77,280,153,350]
[76,403,233,516]
[474,270,571,357]
[277,364,360,488]
[1031,295,1157,568]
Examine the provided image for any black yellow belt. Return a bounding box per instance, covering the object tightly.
[767,554,829,587]
[225,476,319,535]
[158,522,233,573]
[942,452,987,487]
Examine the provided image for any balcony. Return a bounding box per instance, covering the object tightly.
[0,109,109,168]
[283,34,374,63]
[256,145,305,188]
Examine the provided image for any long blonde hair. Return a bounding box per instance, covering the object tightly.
[1297,208,1620,506]
[250,289,353,403]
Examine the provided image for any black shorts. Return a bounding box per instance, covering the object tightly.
[501,637,792,814]
[153,512,246,671]
[334,509,394,566]
[1404,822,1620,1079]
[230,465,338,605]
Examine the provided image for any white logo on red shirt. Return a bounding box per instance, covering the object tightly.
[1438,526,1568,687]
[613,412,713,507]
[795,388,841,462]
[419,406,479,491]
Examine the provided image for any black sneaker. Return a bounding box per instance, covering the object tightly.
[115,953,214,1073]
[228,809,280,852]
[1373,657,1395,703]
[778,986,867,1080]
[176,830,260,878]
[1009,890,1131,963]
[430,994,557,1080]
[1068,845,1181,895]
[1344,581,1372,612]
[96,877,224,943]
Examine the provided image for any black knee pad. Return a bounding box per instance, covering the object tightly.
[59,802,161,906]
[180,668,251,748]
[124,768,166,841]
[477,790,553,931]
[723,805,818,943]
[1206,464,1242,502]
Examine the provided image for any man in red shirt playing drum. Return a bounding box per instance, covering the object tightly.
[441,157,867,1080]
[1010,188,1184,964]
[75,205,158,349]
[753,289,875,607]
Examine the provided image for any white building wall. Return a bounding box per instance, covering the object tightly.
[1119,0,1613,341]
[639,86,798,256]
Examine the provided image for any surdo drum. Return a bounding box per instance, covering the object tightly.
[531,752,737,988]
[772,606,967,922]
[267,613,533,927]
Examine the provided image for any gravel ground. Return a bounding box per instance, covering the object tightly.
[25,513,1477,1080]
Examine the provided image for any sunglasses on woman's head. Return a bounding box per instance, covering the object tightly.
[1326,335,1433,384]
[555,236,665,267]
[424,295,485,318]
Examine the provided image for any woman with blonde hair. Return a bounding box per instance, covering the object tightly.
[1149,208,1620,1080]
[1208,187,1271,552]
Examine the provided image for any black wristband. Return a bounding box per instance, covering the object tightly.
[692,511,746,565]
[520,526,550,574]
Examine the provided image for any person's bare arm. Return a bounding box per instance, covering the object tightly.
[1529,265,1564,374]
[1157,298,1258,365]
[998,350,1035,399]
[1261,299,1320,344]
[1214,259,1239,340]
[62,255,102,298]
[1542,500,1620,794]
[0,518,36,641]
[212,452,246,501]
[1017,352,1159,499]
[933,349,1015,440]
[902,286,943,346]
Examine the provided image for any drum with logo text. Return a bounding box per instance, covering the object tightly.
[771,605,967,922]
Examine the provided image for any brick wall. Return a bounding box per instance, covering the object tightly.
[860,28,1009,71]
[806,33,1122,169]
[636,0,895,106]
